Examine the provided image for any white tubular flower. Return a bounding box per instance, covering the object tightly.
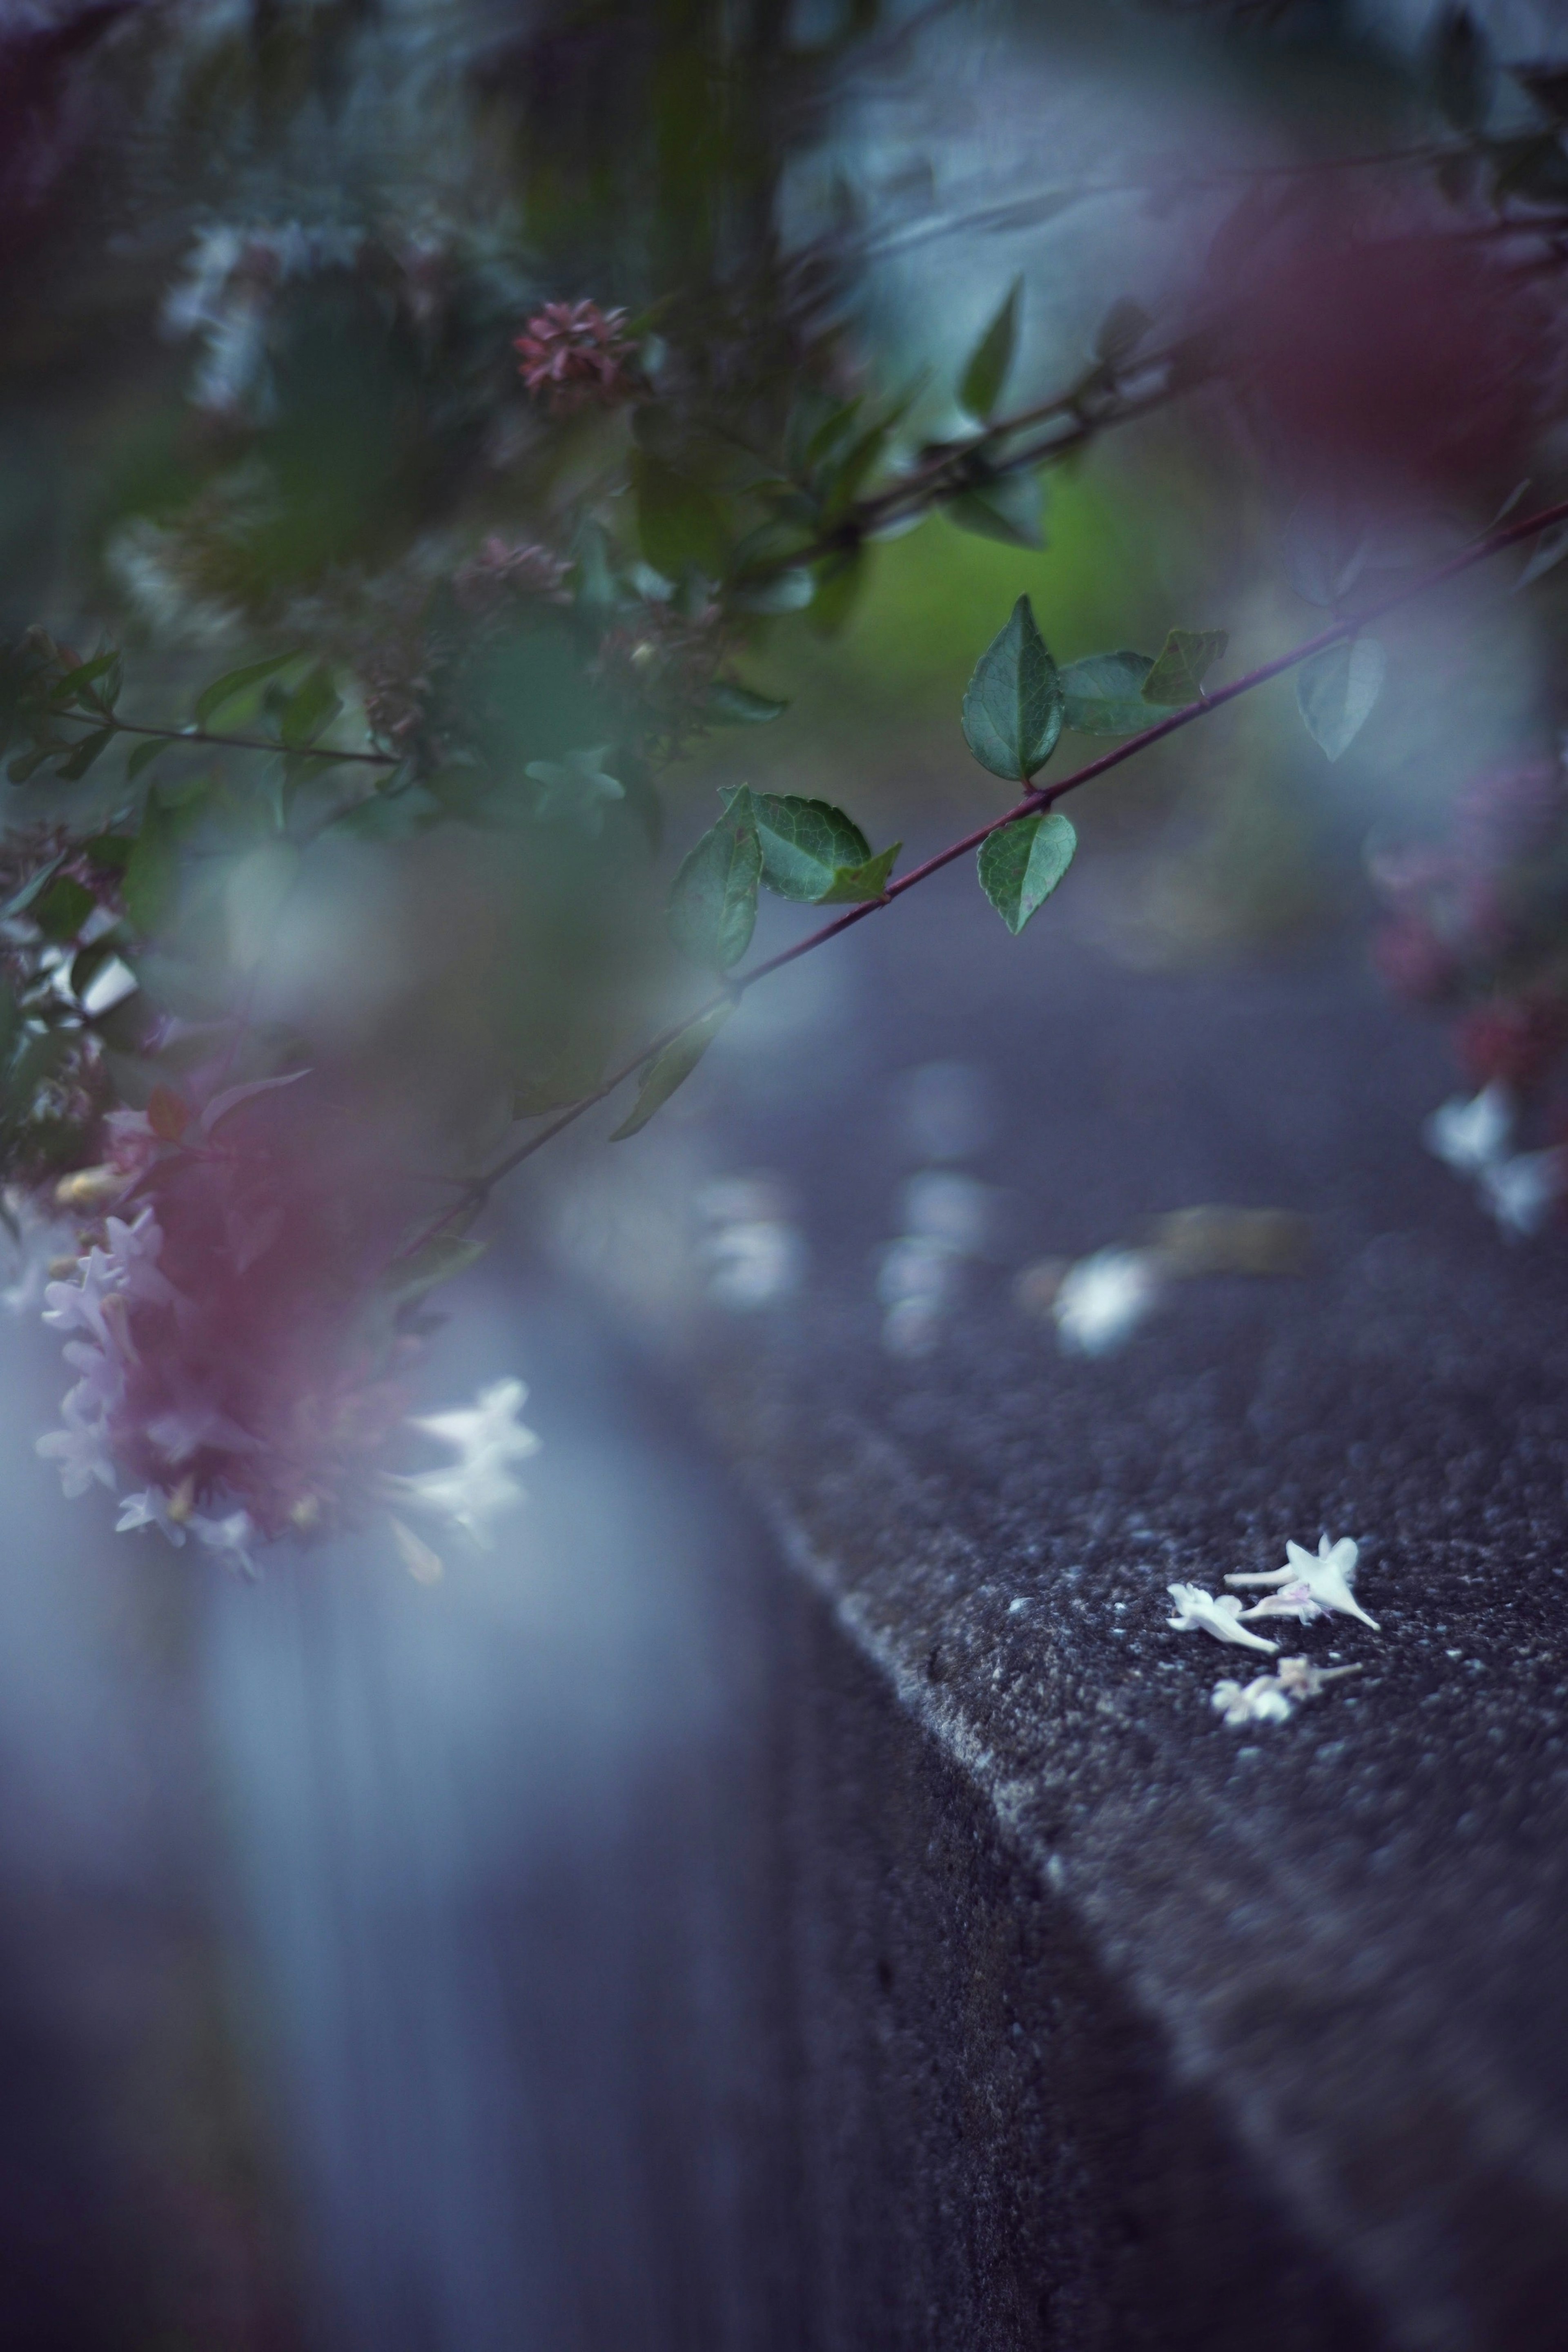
[115,1489,188,1548]
[36,1387,117,1499]
[101,1206,179,1307]
[1054,1248,1163,1358]
[1211,1676,1294,1726]
[42,1248,126,1349]
[1238,1578,1323,1624]
[1275,1656,1364,1698]
[1227,1535,1379,1631]
[392,1378,540,1545]
[189,1510,258,1576]
[1424,1082,1512,1174]
[1166,1583,1279,1654]
[1479,1148,1567,1240]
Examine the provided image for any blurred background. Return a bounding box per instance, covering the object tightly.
[4,0,1568,2343]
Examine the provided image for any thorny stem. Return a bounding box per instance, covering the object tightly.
[419,486,1568,1244]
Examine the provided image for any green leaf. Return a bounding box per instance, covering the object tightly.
[729,568,815,615]
[809,551,866,638]
[379,1231,489,1304]
[0,853,64,921]
[610,1001,734,1140]
[56,728,114,782]
[1094,298,1153,368]
[668,787,762,969]
[977,811,1077,935]
[961,595,1064,781]
[194,651,300,729]
[1430,6,1494,131]
[122,802,181,934]
[33,876,95,942]
[279,664,342,749]
[817,841,900,902]
[633,450,729,580]
[949,471,1045,549]
[7,746,53,784]
[1295,636,1386,760]
[1061,650,1179,735]
[1141,628,1228,704]
[959,277,1022,424]
[1515,523,1568,591]
[729,792,871,902]
[1282,501,1368,609]
[705,680,788,726]
[82,834,135,872]
[47,649,120,709]
[127,735,171,780]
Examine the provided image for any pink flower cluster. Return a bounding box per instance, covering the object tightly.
[29,1075,539,1574]
[514,300,636,416]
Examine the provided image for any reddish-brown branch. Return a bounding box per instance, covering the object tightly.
[410,488,1568,1241]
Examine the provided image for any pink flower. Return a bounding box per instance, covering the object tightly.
[514,301,636,416]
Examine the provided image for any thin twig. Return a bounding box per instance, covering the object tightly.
[430,486,1568,1234]
[50,709,397,768]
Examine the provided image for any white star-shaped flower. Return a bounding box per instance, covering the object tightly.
[1424,1082,1511,1174]
[1166,1582,1279,1653]
[1237,1577,1323,1624]
[116,1489,187,1547]
[1226,1534,1379,1631]
[189,1509,258,1576]
[1479,1147,1566,1240]
[1054,1248,1163,1358]
[36,1389,116,1498]
[392,1377,540,1545]
[1211,1675,1294,1725]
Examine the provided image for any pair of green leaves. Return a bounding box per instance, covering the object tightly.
[667,785,900,972]
[961,598,1230,783]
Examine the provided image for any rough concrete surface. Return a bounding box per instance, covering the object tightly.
[671,872,1568,2352]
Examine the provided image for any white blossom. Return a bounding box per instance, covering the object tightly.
[1211,1675,1294,1726]
[116,1489,187,1547]
[1275,1655,1363,1697]
[390,1377,540,1545]
[1054,1248,1163,1358]
[1424,1082,1511,1174]
[189,1509,258,1576]
[36,1389,116,1498]
[1479,1147,1566,1240]
[1226,1534,1379,1631]
[1238,1577,1323,1624]
[1166,1583,1279,1653]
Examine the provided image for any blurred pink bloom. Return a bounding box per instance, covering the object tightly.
[514,300,636,416]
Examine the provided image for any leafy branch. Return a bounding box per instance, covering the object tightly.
[416,484,1568,1244]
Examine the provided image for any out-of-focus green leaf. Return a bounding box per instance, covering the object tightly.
[194,652,301,729]
[961,595,1064,781]
[668,787,762,969]
[56,728,114,782]
[33,876,95,941]
[610,1001,733,1141]
[730,568,815,615]
[1141,628,1228,704]
[960,278,1022,424]
[633,450,730,580]
[706,680,788,726]
[817,842,900,902]
[47,649,120,709]
[949,470,1045,548]
[279,664,343,749]
[127,736,171,780]
[380,1231,489,1303]
[1296,636,1386,760]
[1061,650,1178,735]
[976,810,1077,934]
[809,551,866,638]
[122,802,181,934]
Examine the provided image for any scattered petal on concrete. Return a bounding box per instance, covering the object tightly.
[1167,1583,1279,1654]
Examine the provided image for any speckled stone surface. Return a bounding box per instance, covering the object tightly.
[680,876,1568,2352]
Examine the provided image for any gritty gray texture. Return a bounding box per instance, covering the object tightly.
[684,874,1568,2352]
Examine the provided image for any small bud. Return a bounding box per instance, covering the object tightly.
[167,1476,197,1525]
[289,1494,322,1532]
[53,1166,125,1209]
